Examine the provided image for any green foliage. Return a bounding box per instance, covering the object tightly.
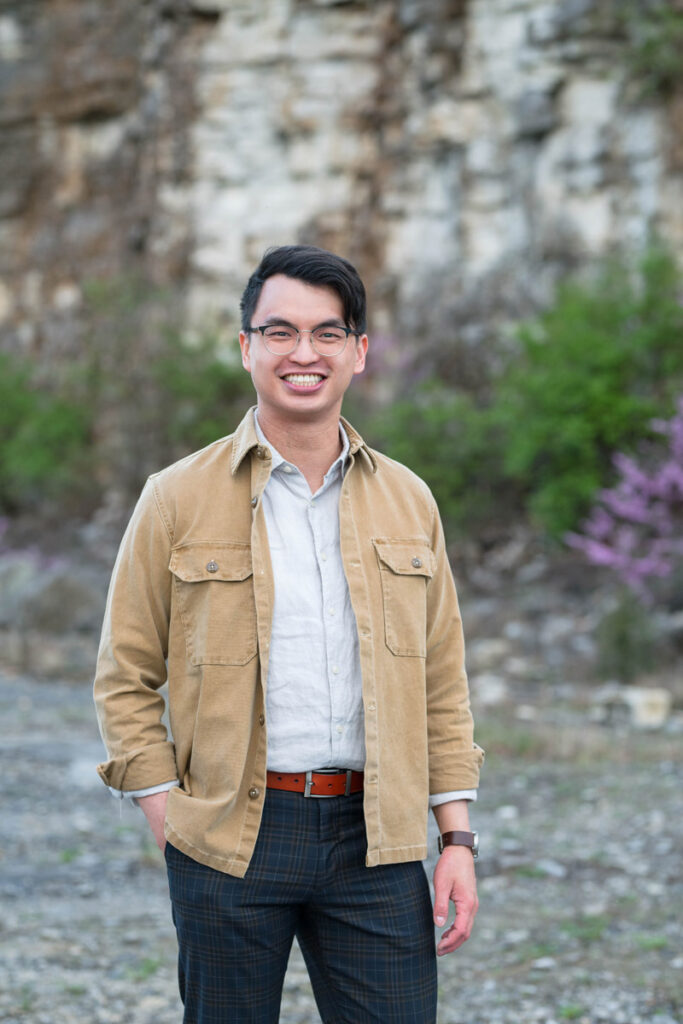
[76,278,253,496]
[0,353,93,513]
[595,589,658,682]
[356,246,683,542]
[125,957,163,982]
[636,934,668,951]
[622,1,683,97]
[155,332,254,452]
[558,1005,585,1021]
[560,914,610,944]
[358,383,516,538]
[493,246,683,536]
[0,278,254,518]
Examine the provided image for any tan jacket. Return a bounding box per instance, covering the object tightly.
[94,409,483,877]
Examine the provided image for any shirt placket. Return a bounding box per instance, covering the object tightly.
[307,471,347,764]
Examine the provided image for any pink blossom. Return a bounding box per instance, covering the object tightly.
[566,398,683,602]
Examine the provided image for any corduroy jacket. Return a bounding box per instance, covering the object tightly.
[94,408,483,877]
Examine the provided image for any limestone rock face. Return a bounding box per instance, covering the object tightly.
[1,0,682,356]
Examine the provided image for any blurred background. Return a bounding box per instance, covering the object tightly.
[0,2,682,1023]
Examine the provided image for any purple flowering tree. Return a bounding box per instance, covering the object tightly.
[566,398,683,603]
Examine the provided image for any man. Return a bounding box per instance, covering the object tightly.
[94,245,483,1023]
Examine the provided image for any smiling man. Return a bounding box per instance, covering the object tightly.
[94,245,484,1024]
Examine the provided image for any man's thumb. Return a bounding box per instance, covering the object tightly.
[433,897,448,927]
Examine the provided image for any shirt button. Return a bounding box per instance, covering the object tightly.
[321,553,327,562]
[206,560,219,573]
[283,465,293,474]
[328,607,335,616]
[310,501,316,509]
[258,714,265,726]
[248,787,260,799]
[412,556,423,568]
[336,725,344,734]
[332,666,339,675]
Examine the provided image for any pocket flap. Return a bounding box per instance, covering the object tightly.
[169,542,253,582]
[373,539,434,577]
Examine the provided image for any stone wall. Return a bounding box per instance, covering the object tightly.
[1,0,682,365]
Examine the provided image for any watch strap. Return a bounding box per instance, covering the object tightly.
[438,830,477,855]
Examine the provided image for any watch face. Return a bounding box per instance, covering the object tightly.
[472,831,479,858]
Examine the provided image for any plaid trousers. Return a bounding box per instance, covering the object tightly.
[165,788,437,1023]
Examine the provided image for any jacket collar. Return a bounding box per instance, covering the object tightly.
[230,407,377,475]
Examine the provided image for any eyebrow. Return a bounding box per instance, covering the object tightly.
[259,316,348,329]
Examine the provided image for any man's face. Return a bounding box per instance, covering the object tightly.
[239,274,368,425]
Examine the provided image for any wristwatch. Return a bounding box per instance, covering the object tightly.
[438,830,479,859]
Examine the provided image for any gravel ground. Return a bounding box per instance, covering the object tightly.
[0,671,681,1024]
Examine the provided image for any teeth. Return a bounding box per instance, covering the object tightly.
[284,374,323,386]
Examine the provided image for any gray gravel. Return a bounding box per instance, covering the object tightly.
[0,672,681,1024]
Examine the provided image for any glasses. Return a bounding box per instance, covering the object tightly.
[249,323,359,356]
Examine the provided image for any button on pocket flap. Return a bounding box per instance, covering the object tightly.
[169,543,253,582]
[372,540,434,577]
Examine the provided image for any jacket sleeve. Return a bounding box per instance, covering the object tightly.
[93,477,178,792]
[425,496,484,794]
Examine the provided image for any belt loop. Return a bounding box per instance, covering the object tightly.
[344,769,352,796]
[304,770,314,798]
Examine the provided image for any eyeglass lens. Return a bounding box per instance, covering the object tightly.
[262,325,348,355]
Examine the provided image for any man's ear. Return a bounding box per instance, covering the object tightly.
[238,331,252,372]
[353,334,368,375]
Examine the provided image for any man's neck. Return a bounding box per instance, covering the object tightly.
[255,407,344,493]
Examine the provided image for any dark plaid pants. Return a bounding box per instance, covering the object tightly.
[165,788,437,1023]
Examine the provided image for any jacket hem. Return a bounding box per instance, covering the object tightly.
[365,844,428,867]
[164,824,250,878]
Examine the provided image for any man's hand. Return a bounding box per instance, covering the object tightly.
[137,791,170,853]
[432,844,478,956]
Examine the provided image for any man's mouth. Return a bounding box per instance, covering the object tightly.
[282,374,325,388]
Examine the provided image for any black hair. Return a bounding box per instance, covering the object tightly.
[240,245,367,333]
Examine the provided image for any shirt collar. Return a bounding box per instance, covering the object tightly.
[230,406,377,475]
[253,410,350,480]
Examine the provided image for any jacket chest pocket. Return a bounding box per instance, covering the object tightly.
[372,539,434,658]
[169,542,258,666]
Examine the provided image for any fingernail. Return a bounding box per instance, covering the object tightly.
[435,915,446,925]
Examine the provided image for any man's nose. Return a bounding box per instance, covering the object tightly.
[290,331,319,362]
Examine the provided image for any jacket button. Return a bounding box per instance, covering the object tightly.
[251,496,258,507]
[411,557,422,568]
[256,446,270,460]
[206,560,219,573]
[248,787,260,799]
[258,714,265,726]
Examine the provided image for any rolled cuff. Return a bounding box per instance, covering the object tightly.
[96,741,178,793]
[429,789,477,807]
[108,779,180,801]
[428,743,485,794]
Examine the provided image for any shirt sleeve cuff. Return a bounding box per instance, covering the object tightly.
[429,789,478,807]
[107,780,179,801]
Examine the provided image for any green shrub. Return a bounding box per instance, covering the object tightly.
[353,246,683,543]
[0,279,254,518]
[354,383,517,538]
[494,246,683,536]
[595,589,658,683]
[0,353,93,513]
[155,331,254,453]
[621,1,683,97]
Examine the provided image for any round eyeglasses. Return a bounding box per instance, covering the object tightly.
[249,323,360,357]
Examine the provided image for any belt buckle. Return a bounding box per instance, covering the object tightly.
[303,768,352,798]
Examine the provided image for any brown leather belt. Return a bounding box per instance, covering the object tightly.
[266,768,364,798]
